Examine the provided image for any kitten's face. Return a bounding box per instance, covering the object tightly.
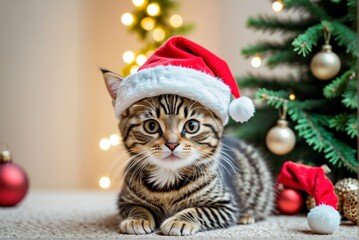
[119,95,223,170]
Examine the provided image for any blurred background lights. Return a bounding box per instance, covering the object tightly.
[146,50,154,58]
[122,50,135,64]
[121,12,134,26]
[130,65,140,74]
[289,93,296,100]
[251,55,262,68]
[147,3,160,16]
[99,176,111,189]
[152,27,165,42]
[141,17,155,31]
[109,134,121,146]
[99,138,111,151]
[169,14,183,28]
[132,0,146,7]
[272,0,284,12]
[135,54,147,65]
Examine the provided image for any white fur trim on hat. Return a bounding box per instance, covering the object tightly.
[307,204,341,234]
[115,65,231,124]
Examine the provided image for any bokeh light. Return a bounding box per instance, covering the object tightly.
[251,55,262,68]
[99,176,111,189]
[99,138,111,151]
[121,12,134,26]
[147,3,160,16]
[169,14,183,28]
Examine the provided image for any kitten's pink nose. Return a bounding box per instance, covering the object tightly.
[166,143,179,151]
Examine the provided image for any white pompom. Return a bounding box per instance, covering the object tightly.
[307,204,341,234]
[229,96,255,123]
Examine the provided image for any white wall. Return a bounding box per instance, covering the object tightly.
[0,0,275,189]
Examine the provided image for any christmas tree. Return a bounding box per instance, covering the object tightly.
[230,0,358,180]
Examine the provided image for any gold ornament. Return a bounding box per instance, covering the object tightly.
[306,195,316,210]
[266,101,296,155]
[335,178,358,213]
[343,191,358,223]
[310,30,341,80]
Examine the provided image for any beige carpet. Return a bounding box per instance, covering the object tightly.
[0,190,357,239]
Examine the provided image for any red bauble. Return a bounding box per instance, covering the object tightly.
[276,188,304,215]
[0,151,29,207]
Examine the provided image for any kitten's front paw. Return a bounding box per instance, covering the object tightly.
[160,218,200,236]
[239,214,255,225]
[120,218,154,235]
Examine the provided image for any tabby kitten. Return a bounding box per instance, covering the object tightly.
[103,70,274,236]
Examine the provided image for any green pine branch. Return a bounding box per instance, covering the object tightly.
[241,40,293,58]
[292,23,325,57]
[292,20,358,58]
[266,50,300,67]
[347,0,357,22]
[246,15,313,33]
[329,113,357,138]
[329,113,350,131]
[256,88,358,172]
[342,89,358,109]
[284,0,331,20]
[331,21,358,57]
[323,70,355,98]
[345,116,358,138]
[236,75,297,88]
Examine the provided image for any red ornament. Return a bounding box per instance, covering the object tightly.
[0,150,29,207]
[276,188,304,214]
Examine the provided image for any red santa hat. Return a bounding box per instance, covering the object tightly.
[277,161,341,234]
[114,36,254,125]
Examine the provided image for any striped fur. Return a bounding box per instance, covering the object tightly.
[117,95,274,235]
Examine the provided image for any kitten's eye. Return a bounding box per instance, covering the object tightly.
[184,120,200,134]
[144,120,160,134]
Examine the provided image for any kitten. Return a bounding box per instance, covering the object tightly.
[102,69,274,236]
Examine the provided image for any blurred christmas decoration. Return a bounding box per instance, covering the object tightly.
[265,101,296,155]
[272,0,284,12]
[99,176,111,189]
[276,186,304,215]
[334,178,358,214]
[121,0,193,76]
[307,177,359,224]
[250,55,262,68]
[276,161,340,234]
[230,0,358,181]
[0,149,29,207]
[310,30,341,80]
[306,195,316,210]
[343,191,358,223]
[98,134,122,190]
[99,133,122,151]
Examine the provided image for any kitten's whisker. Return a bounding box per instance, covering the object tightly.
[107,150,139,178]
[112,152,148,182]
[126,158,149,186]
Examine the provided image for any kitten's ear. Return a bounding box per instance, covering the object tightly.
[100,68,123,100]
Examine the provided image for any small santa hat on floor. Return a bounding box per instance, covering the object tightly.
[277,161,341,234]
[107,36,254,125]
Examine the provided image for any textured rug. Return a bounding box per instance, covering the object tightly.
[0,190,357,239]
